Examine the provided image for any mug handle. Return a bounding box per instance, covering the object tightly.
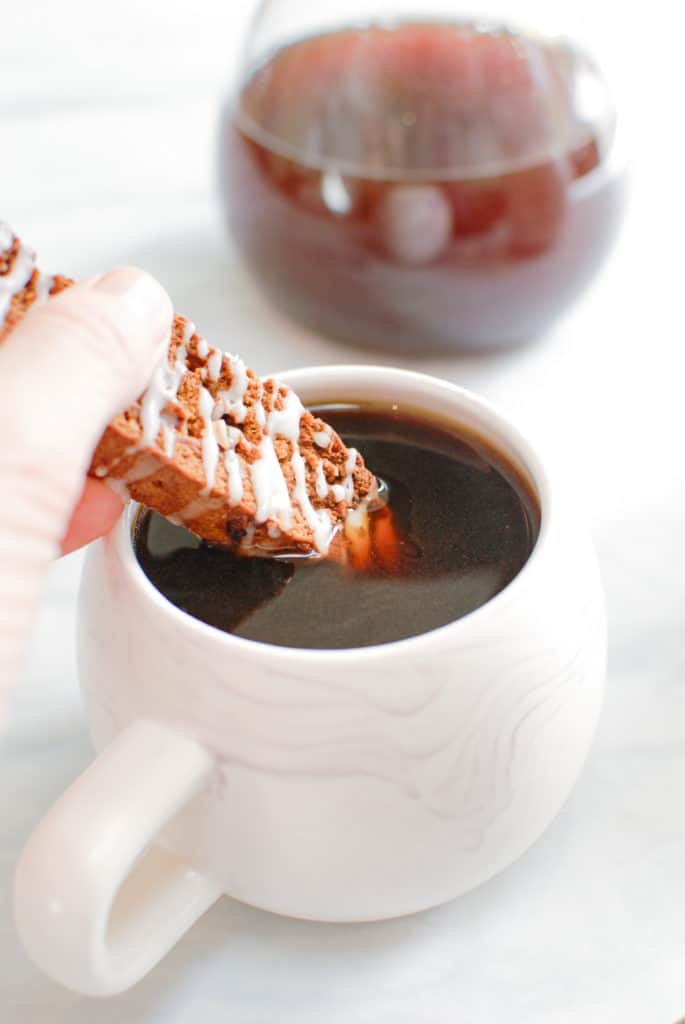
[13,719,223,995]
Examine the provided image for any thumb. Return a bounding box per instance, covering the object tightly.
[1,268,172,466]
[0,268,172,726]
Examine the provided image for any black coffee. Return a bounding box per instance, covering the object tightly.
[133,405,538,649]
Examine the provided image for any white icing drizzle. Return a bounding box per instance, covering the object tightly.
[226,424,245,506]
[197,337,209,358]
[224,447,244,506]
[207,349,222,381]
[162,423,176,457]
[331,483,346,503]
[33,272,53,305]
[312,429,331,449]
[342,447,359,502]
[218,354,248,422]
[182,321,196,345]
[268,386,305,440]
[291,450,336,553]
[267,523,281,539]
[199,385,219,494]
[213,419,229,447]
[249,387,303,527]
[212,419,244,506]
[255,401,266,427]
[252,433,292,524]
[140,343,187,449]
[315,462,329,499]
[0,225,36,326]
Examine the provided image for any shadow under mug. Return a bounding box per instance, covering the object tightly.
[14,366,606,995]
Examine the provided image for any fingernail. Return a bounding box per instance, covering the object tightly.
[89,268,172,333]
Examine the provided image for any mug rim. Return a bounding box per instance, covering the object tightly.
[110,365,553,663]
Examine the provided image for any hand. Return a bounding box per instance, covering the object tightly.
[0,269,173,722]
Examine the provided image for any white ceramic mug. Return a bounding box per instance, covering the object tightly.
[14,366,606,996]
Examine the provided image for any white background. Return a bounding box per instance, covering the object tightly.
[2,1,685,1020]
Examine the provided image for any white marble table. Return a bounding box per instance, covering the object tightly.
[2,2,684,1020]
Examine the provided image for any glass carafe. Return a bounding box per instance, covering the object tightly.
[219,0,625,352]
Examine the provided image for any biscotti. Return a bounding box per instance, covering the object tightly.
[0,223,376,556]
